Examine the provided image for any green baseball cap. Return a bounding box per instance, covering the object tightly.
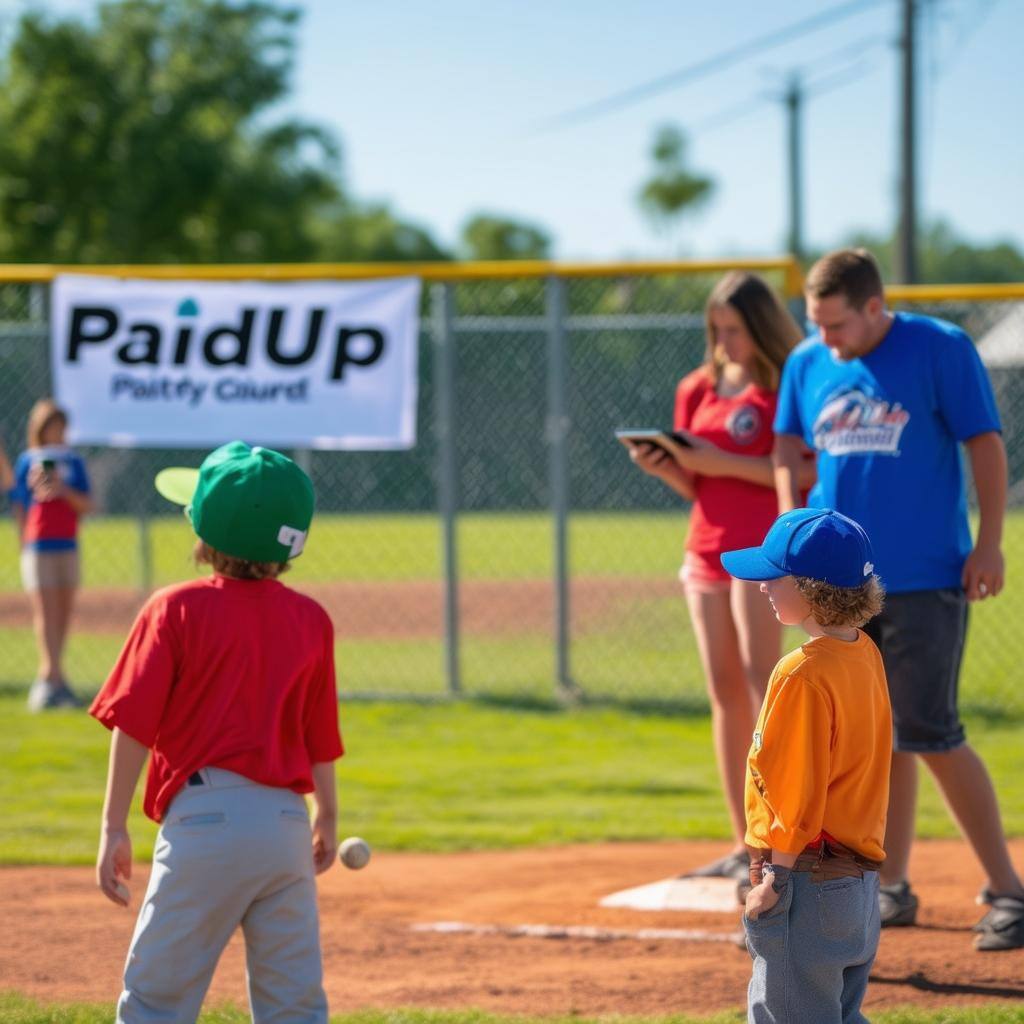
[154,441,314,562]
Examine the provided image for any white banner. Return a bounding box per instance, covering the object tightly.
[50,275,421,449]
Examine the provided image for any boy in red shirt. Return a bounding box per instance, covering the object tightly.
[91,441,343,1023]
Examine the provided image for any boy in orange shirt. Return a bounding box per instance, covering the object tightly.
[722,507,891,1024]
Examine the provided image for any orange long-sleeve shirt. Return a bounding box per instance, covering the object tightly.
[745,631,892,860]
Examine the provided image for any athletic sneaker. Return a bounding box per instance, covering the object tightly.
[680,850,750,881]
[26,680,84,712]
[974,894,1024,950]
[878,880,919,927]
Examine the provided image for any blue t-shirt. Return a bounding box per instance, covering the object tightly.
[774,312,1001,593]
[9,445,91,551]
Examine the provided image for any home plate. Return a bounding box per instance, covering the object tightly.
[600,876,739,913]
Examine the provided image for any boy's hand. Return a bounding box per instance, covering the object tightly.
[311,812,338,875]
[97,827,132,906]
[744,878,781,920]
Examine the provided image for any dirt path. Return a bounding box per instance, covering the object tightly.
[0,577,681,641]
[3,840,1023,1016]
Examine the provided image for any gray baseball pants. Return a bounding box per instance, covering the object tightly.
[744,870,880,1024]
[117,767,328,1023]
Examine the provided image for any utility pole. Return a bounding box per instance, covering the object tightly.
[897,0,918,283]
[784,73,804,263]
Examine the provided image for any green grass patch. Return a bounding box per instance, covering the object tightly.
[3,510,1024,715]
[1,511,684,592]
[1,995,1023,1024]
[2,697,1024,865]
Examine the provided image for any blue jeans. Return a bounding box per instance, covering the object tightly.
[744,870,880,1024]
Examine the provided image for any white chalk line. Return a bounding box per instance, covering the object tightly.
[412,921,744,944]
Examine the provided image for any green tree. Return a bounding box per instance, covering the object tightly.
[0,0,449,265]
[460,213,552,261]
[841,221,1024,284]
[637,124,714,252]
[314,201,451,263]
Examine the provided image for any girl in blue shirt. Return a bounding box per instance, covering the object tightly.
[9,399,93,710]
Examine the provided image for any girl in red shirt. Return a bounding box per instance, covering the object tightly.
[630,272,810,883]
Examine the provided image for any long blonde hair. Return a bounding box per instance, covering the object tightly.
[26,398,68,448]
[703,272,803,390]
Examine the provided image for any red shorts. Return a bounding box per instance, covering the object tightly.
[679,550,731,593]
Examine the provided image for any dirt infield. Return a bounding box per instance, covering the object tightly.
[0,576,682,639]
[3,840,1023,1016]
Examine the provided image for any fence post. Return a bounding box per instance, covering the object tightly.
[784,257,806,331]
[545,275,576,701]
[137,514,153,596]
[431,283,461,696]
[28,283,46,324]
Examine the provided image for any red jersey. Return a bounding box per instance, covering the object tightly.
[673,368,780,557]
[90,575,344,822]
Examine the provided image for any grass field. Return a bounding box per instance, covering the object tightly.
[2,510,1024,711]
[3,995,1024,1024]
[2,695,1023,865]
[3,508,1024,1024]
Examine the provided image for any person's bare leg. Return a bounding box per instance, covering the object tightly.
[880,751,918,886]
[685,586,751,850]
[28,588,60,683]
[52,585,77,683]
[729,579,781,712]
[922,746,1024,897]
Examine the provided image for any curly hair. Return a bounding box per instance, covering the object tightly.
[794,574,885,628]
[193,541,289,581]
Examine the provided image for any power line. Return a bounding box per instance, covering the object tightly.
[780,33,889,80]
[930,0,1000,78]
[803,57,884,100]
[679,55,884,143]
[533,0,894,133]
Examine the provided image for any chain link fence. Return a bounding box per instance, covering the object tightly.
[1,265,1023,715]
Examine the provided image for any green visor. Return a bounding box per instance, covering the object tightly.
[154,467,200,507]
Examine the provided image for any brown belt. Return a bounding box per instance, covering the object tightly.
[750,839,883,886]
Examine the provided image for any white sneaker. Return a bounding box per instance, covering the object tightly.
[27,680,84,711]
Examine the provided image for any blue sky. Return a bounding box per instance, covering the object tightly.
[14,0,1024,260]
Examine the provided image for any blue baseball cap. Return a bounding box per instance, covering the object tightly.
[720,508,875,587]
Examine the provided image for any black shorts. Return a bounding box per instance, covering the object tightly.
[862,588,968,754]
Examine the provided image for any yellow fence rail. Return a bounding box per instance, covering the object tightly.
[0,257,805,294]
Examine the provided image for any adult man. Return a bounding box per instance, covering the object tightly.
[772,247,1024,951]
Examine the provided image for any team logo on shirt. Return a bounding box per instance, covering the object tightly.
[812,388,910,456]
[727,404,761,445]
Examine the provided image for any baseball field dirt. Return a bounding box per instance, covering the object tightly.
[3,840,1023,1016]
[0,577,684,639]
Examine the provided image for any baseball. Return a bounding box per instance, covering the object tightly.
[339,836,371,870]
[114,881,131,905]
